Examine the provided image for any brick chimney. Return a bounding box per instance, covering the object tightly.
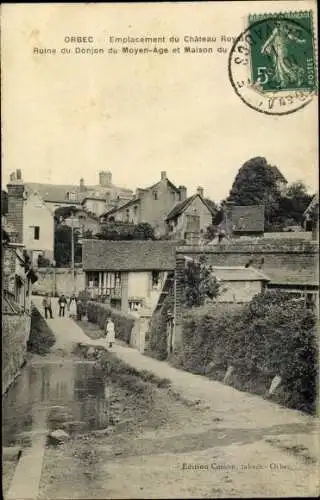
[161,171,167,181]
[7,170,24,243]
[179,185,187,201]
[99,171,112,187]
[80,177,85,192]
[197,186,204,197]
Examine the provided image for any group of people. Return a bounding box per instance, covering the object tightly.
[41,293,115,349]
[42,293,84,320]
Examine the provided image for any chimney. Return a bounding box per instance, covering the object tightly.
[197,186,204,197]
[7,170,24,243]
[179,185,187,201]
[161,171,167,181]
[99,171,112,187]
[80,178,85,192]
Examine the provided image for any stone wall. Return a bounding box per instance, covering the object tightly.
[32,268,85,296]
[2,312,31,395]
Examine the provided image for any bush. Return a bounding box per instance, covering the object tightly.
[86,301,135,344]
[178,292,317,413]
[27,306,56,355]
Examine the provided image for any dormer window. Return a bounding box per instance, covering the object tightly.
[67,191,77,201]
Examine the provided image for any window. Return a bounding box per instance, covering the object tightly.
[152,271,160,287]
[153,191,158,200]
[67,191,77,201]
[31,226,40,240]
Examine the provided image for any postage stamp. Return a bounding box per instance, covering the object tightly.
[228,10,318,115]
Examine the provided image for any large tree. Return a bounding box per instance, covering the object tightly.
[276,181,313,229]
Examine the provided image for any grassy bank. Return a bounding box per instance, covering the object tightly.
[27,306,56,355]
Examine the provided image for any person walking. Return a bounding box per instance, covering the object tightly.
[104,317,115,348]
[58,294,68,317]
[76,299,84,321]
[42,293,53,319]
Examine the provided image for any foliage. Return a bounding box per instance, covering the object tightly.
[54,205,79,223]
[27,306,56,355]
[97,222,155,241]
[54,225,82,267]
[86,300,135,344]
[203,224,219,241]
[275,181,313,229]
[177,291,317,413]
[183,256,222,307]
[146,295,174,360]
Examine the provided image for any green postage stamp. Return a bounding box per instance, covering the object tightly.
[248,11,317,93]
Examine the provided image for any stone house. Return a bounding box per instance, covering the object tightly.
[7,170,55,266]
[61,209,100,237]
[101,171,187,237]
[165,187,216,243]
[82,240,176,313]
[2,222,38,394]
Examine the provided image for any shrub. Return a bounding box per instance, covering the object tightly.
[86,301,135,344]
[178,291,317,413]
[27,306,56,355]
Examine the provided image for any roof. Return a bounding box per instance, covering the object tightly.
[166,194,216,221]
[82,240,177,271]
[25,183,83,204]
[265,268,318,287]
[210,266,270,282]
[304,193,319,216]
[270,166,287,183]
[103,197,141,217]
[224,205,265,233]
[24,183,133,204]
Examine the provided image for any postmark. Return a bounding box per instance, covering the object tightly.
[228,11,317,115]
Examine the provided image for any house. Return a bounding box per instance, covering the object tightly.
[165,187,216,243]
[210,266,270,303]
[25,170,133,217]
[101,171,187,237]
[303,193,319,240]
[7,170,55,266]
[219,205,265,238]
[270,166,288,193]
[82,240,176,313]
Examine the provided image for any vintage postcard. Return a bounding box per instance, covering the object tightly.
[1,1,319,499]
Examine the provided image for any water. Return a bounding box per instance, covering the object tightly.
[2,361,111,448]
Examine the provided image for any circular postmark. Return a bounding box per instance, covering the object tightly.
[228,14,317,115]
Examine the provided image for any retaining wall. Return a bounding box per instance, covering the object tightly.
[32,268,85,296]
[2,312,31,395]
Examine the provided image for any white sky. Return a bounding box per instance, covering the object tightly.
[1,1,318,202]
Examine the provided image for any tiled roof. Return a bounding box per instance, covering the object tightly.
[103,197,141,217]
[166,194,216,221]
[224,205,265,233]
[265,268,318,287]
[209,266,270,282]
[25,183,133,204]
[270,166,287,183]
[82,240,177,271]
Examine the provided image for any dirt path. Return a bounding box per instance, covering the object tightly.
[7,298,317,498]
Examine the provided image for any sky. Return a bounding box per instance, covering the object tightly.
[1,1,318,202]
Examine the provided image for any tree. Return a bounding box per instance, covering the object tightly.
[54,225,82,267]
[54,205,78,224]
[183,256,222,307]
[272,181,313,230]
[1,190,8,215]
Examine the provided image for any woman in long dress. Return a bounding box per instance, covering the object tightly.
[68,295,77,318]
[105,317,115,348]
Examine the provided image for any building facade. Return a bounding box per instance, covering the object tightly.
[82,240,176,313]
[165,188,215,243]
[102,171,187,237]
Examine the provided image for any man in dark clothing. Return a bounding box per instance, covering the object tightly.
[58,294,68,317]
[42,294,53,319]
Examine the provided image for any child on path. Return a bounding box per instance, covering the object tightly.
[105,317,115,348]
